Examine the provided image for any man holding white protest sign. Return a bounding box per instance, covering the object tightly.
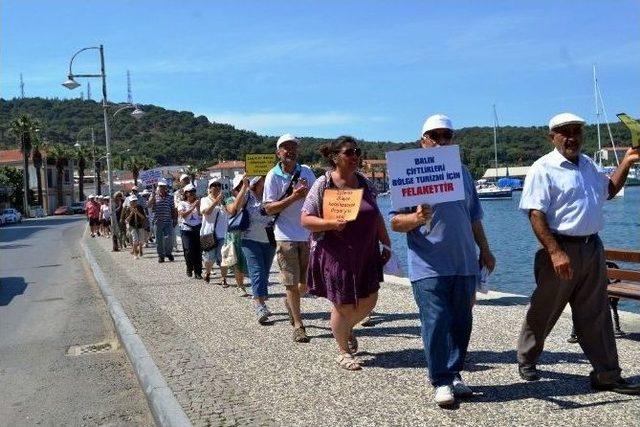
[390,114,495,407]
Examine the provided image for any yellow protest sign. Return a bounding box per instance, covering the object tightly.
[322,188,363,222]
[245,154,277,176]
[617,113,640,148]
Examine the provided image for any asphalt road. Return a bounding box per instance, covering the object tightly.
[0,216,152,426]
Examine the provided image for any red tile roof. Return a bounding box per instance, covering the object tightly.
[0,149,27,164]
[208,160,245,170]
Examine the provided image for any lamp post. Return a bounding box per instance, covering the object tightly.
[63,45,119,250]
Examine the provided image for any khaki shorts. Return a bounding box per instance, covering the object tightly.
[276,241,310,287]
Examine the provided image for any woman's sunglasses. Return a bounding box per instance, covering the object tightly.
[425,130,453,140]
[338,147,362,157]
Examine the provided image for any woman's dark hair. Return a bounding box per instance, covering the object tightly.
[319,135,358,168]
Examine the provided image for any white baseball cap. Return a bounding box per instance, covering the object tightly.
[548,112,586,130]
[141,189,150,195]
[179,173,190,181]
[249,176,262,187]
[131,186,139,191]
[232,175,244,190]
[157,179,168,187]
[88,194,95,199]
[421,114,453,137]
[276,133,299,149]
[183,183,196,192]
[128,195,138,202]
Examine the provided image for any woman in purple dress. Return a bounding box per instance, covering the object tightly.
[301,136,391,371]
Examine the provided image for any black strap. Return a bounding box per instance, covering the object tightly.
[271,167,301,226]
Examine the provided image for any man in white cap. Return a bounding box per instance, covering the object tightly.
[263,133,317,343]
[517,112,640,394]
[85,194,102,237]
[391,114,495,406]
[148,179,177,262]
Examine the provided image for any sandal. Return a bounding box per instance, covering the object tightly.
[348,334,359,354]
[336,353,361,371]
[222,278,229,288]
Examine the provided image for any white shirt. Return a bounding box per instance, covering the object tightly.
[178,200,202,231]
[263,163,316,242]
[100,205,111,220]
[519,149,610,236]
[199,196,228,238]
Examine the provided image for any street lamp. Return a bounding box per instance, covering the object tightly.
[62,44,119,250]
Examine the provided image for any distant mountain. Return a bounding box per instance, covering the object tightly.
[0,97,632,178]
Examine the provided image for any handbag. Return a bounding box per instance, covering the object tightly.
[200,210,219,251]
[220,237,237,267]
[227,197,250,232]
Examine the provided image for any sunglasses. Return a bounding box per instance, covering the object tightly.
[425,130,453,140]
[338,147,362,157]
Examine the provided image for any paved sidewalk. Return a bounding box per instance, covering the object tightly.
[86,235,640,427]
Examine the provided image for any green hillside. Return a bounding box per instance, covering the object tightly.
[0,97,633,178]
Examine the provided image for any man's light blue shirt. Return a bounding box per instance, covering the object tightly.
[519,149,610,236]
[391,165,483,282]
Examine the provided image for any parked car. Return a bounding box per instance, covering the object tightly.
[70,202,86,214]
[2,208,22,224]
[54,206,72,215]
[0,212,5,226]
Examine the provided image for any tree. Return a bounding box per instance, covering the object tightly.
[124,155,155,186]
[74,145,91,201]
[0,166,31,211]
[45,144,71,207]
[9,115,39,213]
[31,137,48,206]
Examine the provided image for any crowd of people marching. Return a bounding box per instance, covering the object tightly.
[85,113,640,406]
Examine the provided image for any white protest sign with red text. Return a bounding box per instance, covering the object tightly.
[385,146,465,209]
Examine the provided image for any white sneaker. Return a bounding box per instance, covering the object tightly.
[452,376,473,397]
[434,385,455,406]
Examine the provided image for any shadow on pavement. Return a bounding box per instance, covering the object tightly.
[0,243,32,250]
[0,226,49,241]
[475,295,531,306]
[0,277,28,306]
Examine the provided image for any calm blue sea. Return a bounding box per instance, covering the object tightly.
[378,186,640,314]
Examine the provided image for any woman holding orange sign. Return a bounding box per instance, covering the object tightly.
[301,135,391,371]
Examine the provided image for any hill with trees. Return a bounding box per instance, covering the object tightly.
[0,97,634,178]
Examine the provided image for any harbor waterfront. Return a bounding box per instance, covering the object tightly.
[378,185,640,314]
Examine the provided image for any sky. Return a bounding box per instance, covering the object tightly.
[2,0,639,142]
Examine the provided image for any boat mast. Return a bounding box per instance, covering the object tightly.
[493,104,499,180]
[593,65,603,167]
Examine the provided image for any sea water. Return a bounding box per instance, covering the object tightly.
[378,186,640,314]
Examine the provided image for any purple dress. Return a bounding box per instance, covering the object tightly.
[302,173,384,305]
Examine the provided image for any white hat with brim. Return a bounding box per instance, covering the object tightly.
[128,195,138,203]
[208,178,222,187]
[421,114,453,137]
[276,133,299,149]
[249,176,262,188]
[549,112,586,130]
[141,189,150,195]
[179,174,190,182]
[184,183,196,192]
[88,194,95,199]
[157,179,168,186]
[232,175,244,190]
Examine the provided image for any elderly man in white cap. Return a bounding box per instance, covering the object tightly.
[85,194,102,237]
[517,112,640,394]
[263,133,317,343]
[390,114,495,407]
[148,179,178,262]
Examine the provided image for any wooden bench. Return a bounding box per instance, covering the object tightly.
[605,248,640,336]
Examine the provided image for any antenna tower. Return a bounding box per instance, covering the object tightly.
[87,82,92,100]
[20,73,25,98]
[127,70,133,103]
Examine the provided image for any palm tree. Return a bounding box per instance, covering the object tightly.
[124,155,155,186]
[9,115,39,213]
[31,138,48,206]
[45,144,71,207]
[74,145,91,201]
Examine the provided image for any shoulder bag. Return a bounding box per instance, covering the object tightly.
[227,196,251,232]
[200,209,219,251]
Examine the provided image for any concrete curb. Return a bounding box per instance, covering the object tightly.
[81,239,192,427]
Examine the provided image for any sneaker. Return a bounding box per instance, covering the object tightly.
[187,270,193,278]
[518,364,540,381]
[452,376,473,397]
[434,385,455,407]
[158,257,165,263]
[167,254,175,262]
[256,305,269,325]
[194,274,203,280]
[293,326,310,343]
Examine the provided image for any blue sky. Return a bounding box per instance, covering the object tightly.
[2,0,639,141]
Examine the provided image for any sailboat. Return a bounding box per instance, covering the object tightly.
[476,105,513,200]
[592,66,624,197]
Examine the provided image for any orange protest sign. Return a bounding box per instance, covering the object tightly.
[322,188,363,222]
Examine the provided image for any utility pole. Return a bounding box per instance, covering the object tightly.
[87,82,92,100]
[127,70,133,104]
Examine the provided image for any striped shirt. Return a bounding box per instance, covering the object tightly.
[151,194,174,225]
